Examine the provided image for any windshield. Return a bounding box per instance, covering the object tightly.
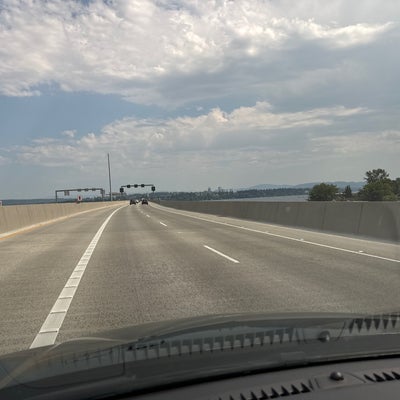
[0,0,399,396]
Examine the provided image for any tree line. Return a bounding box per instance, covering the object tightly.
[153,188,308,201]
[308,169,400,201]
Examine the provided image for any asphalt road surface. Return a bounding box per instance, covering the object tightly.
[0,202,399,356]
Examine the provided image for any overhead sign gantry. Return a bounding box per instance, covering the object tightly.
[119,184,156,194]
[55,188,105,202]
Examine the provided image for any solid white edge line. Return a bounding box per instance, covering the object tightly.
[159,222,167,227]
[151,204,400,264]
[204,245,240,263]
[30,205,126,349]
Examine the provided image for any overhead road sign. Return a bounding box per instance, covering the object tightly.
[119,184,156,194]
[55,188,106,202]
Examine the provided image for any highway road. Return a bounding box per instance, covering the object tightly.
[0,202,399,356]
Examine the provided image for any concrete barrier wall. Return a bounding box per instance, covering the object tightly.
[358,202,400,242]
[322,202,363,235]
[160,200,400,242]
[295,202,326,230]
[0,202,125,235]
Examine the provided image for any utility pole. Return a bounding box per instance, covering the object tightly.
[107,153,112,201]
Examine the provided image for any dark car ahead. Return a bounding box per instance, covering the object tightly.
[141,199,148,205]
[129,199,136,205]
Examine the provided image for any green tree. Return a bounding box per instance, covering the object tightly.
[359,181,396,201]
[364,168,390,184]
[308,183,338,201]
[359,168,397,201]
[343,185,352,199]
[391,177,400,196]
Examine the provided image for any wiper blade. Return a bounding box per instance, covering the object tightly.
[347,313,400,335]
[124,312,400,351]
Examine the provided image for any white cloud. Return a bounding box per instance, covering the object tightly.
[11,102,370,169]
[0,0,397,104]
[0,155,10,166]
[2,101,398,193]
[311,130,400,155]
[9,101,398,191]
[61,129,76,138]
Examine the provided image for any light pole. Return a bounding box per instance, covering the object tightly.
[107,153,112,201]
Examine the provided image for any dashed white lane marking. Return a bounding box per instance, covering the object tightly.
[151,204,400,264]
[146,214,150,218]
[30,205,126,349]
[159,222,167,227]
[204,245,240,263]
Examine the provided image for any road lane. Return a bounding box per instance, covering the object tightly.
[149,202,400,261]
[144,203,400,313]
[30,205,125,348]
[0,204,125,355]
[1,201,399,356]
[57,202,400,345]
[57,204,261,343]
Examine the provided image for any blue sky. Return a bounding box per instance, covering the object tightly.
[0,0,399,198]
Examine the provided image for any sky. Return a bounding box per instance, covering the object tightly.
[0,0,399,198]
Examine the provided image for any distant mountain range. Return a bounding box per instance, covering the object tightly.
[243,181,365,191]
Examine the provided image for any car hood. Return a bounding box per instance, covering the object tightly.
[1,311,400,399]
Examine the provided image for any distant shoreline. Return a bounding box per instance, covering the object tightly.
[214,194,309,202]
